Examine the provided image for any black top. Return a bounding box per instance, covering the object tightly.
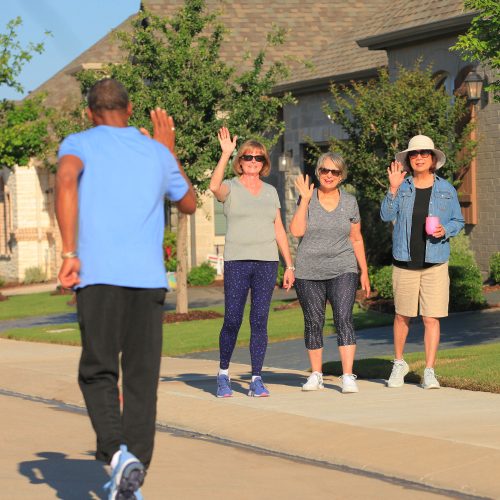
[393,186,435,270]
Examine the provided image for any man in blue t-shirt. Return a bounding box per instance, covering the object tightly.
[56,78,196,499]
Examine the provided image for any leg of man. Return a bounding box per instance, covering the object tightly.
[248,261,278,376]
[219,261,251,370]
[76,285,127,464]
[121,287,165,468]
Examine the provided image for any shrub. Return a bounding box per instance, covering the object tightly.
[369,265,393,299]
[490,252,500,284]
[449,233,485,311]
[0,275,5,287]
[163,230,177,272]
[276,262,284,287]
[23,266,47,284]
[187,262,216,286]
[165,257,178,272]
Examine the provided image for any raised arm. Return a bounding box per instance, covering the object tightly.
[209,127,237,202]
[381,160,406,222]
[289,175,314,237]
[145,108,196,214]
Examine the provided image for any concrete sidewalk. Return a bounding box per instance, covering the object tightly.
[1,338,499,499]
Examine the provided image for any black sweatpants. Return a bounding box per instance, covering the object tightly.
[76,285,165,468]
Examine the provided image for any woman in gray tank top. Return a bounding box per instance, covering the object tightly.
[290,152,370,394]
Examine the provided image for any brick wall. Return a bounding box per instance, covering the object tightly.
[468,66,500,276]
[0,165,59,283]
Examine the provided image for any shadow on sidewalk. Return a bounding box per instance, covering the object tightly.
[160,369,344,395]
[18,451,108,499]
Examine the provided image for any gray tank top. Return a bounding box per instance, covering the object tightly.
[222,178,281,261]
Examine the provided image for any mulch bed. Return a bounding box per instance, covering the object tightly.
[163,310,223,323]
[483,284,500,292]
[0,292,8,302]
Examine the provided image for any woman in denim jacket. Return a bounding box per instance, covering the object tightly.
[380,135,464,390]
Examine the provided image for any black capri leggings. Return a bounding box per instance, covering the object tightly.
[295,273,358,349]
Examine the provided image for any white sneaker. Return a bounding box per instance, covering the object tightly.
[302,372,324,391]
[387,359,409,388]
[422,367,440,389]
[340,374,359,393]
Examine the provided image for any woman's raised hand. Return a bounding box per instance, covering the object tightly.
[294,174,314,202]
[387,161,407,193]
[217,127,237,156]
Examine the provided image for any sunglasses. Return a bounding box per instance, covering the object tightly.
[318,167,342,177]
[240,154,266,163]
[408,150,433,159]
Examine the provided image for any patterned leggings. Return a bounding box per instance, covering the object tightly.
[219,260,278,376]
[295,273,358,349]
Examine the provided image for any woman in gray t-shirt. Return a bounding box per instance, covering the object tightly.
[290,152,370,394]
[209,127,295,398]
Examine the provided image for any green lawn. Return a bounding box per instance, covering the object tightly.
[0,292,75,320]
[323,343,500,394]
[0,301,393,356]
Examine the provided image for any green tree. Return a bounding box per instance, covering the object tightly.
[451,0,500,102]
[322,65,472,264]
[75,0,293,313]
[0,17,46,93]
[0,17,51,169]
[0,94,53,168]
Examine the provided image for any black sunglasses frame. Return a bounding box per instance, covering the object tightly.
[408,150,433,159]
[240,154,266,163]
[318,167,342,177]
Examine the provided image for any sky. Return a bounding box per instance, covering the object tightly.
[0,0,141,100]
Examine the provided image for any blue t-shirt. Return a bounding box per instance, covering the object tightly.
[58,125,188,289]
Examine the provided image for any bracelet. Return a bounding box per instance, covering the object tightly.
[61,251,78,259]
[286,266,295,271]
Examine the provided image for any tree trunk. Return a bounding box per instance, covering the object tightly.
[176,211,189,314]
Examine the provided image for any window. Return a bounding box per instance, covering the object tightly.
[0,177,12,255]
[301,143,330,187]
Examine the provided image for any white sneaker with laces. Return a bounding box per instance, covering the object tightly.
[340,374,359,393]
[302,371,324,391]
[387,359,409,388]
[422,367,440,389]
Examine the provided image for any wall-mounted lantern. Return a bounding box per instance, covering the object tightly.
[464,70,483,104]
[278,150,293,172]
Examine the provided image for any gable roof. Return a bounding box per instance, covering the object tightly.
[33,0,388,108]
[358,0,474,49]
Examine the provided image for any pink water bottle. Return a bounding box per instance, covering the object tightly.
[425,216,440,236]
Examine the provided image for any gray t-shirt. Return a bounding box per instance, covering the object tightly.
[222,178,280,261]
[295,188,360,280]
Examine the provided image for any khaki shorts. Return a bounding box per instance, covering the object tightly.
[392,263,449,318]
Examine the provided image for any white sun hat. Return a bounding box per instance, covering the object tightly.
[396,135,446,170]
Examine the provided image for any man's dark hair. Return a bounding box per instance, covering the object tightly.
[87,78,129,113]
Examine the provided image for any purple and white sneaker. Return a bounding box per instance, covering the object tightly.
[216,374,233,398]
[248,376,270,397]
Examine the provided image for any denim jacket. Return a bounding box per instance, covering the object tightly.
[380,175,464,263]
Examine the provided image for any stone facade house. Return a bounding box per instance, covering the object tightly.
[1,0,498,282]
